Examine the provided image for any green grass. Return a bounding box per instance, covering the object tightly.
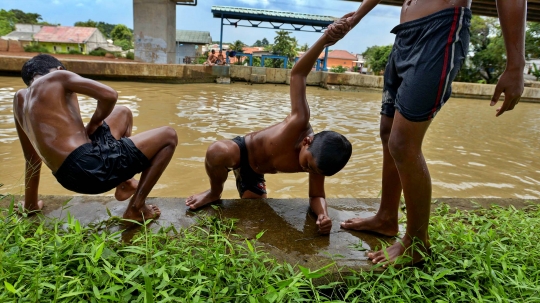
[0,196,539,302]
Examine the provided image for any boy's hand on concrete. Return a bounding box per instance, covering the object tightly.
[490,68,524,117]
[316,214,332,234]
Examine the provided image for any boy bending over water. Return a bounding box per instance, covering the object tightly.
[186,15,354,234]
[335,0,525,266]
[14,54,178,222]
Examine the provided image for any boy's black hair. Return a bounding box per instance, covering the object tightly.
[21,54,65,86]
[308,131,352,176]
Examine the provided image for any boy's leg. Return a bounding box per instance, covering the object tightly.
[340,115,402,236]
[186,140,241,209]
[102,106,139,201]
[122,126,178,222]
[369,111,432,267]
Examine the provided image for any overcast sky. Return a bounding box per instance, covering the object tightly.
[0,0,402,54]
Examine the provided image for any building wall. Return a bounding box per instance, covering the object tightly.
[39,42,86,54]
[86,30,112,52]
[176,43,197,64]
[326,58,355,69]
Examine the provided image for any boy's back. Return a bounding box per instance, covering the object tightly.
[14,70,112,171]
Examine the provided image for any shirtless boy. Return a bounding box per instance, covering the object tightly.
[14,54,178,222]
[334,0,526,266]
[205,49,217,66]
[186,17,353,234]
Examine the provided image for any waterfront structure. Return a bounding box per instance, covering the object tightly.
[175,30,212,64]
[33,26,121,54]
[318,50,358,70]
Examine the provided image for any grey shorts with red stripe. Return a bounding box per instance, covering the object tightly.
[381,7,471,122]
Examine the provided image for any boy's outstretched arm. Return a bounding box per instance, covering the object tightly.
[288,13,354,125]
[14,107,43,212]
[347,0,383,29]
[491,0,527,117]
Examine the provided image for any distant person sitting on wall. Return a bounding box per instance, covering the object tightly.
[185,14,354,235]
[215,50,226,65]
[14,54,178,222]
[205,49,217,66]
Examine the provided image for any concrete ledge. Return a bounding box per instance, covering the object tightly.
[2,55,540,102]
[1,195,537,273]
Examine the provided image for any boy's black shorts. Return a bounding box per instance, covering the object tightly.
[231,136,267,198]
[54,121,150,194]
[381,7,471,122]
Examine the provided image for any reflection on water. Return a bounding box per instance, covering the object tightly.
[1,76,539,199]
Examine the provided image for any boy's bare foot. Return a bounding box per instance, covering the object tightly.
[368,235,431,268]
[15,200,44,215]
[185,190,221,210]
[340,215,399,237]
[115,179,139,201]
[122,204,161,223]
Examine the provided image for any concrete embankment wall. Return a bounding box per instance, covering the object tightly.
[2,55,539,102]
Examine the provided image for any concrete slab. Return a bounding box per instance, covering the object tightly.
[1,195,537,273]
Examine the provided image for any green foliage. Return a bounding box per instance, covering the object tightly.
[110,24,133,43]
[299,43,309,52]
[0,196,539,301]
[456,16,505,84]
[261,38,269,46]
[23,43,49,53]
[126,51,135,60]
[114,39,133,51]
[10,9,42,24]
[526,22,540,59]
[532,63,540,81]
[330,65,347,73]
[362,44,393,75]
[68,49,82,55]
[74,20,119,39]
[269,30,298,69]
[0,9,17,36]
[229,40,245,52]
[253,40,262,47]
[89,49,107,56]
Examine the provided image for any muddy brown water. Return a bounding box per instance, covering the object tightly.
[1,76,540,199]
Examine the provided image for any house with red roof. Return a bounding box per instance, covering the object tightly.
[318,49,358,70]
[33,26,121,54]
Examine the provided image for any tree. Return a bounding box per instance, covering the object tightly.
[253,40,262,47]
[362,44,393,75]
[299,43,309,52]
[0,9,16,36]
[74,20,98,28]
[261,38,269,46]
[526,22,540,59]
[455,16,505,84]
[10,9,42,24]
[229,40,245,52]
[110,24,133,42]
[271,30,298,68]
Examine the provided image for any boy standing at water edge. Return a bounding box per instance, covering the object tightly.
[186,16,354,234]
[336,0,526,266]
[13,54,178,222]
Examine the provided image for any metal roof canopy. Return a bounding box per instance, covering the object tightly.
[344,0,540,22]
[211,6,338,70]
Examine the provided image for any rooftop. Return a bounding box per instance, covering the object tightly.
[1,31,34,41]
[34,26,97,43]
[317,50,357,60]
[176,30,212,44]
[211,6,337,27]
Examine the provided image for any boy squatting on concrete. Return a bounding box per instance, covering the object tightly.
[186,14,355,235]
[14,54,178,222]
[335,0,526,267]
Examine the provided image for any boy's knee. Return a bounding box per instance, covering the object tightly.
[388,136,417,164]
[206,141,234,164]
[380,124,392,145]
[165,126,178,146]
[116,105,133,118]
